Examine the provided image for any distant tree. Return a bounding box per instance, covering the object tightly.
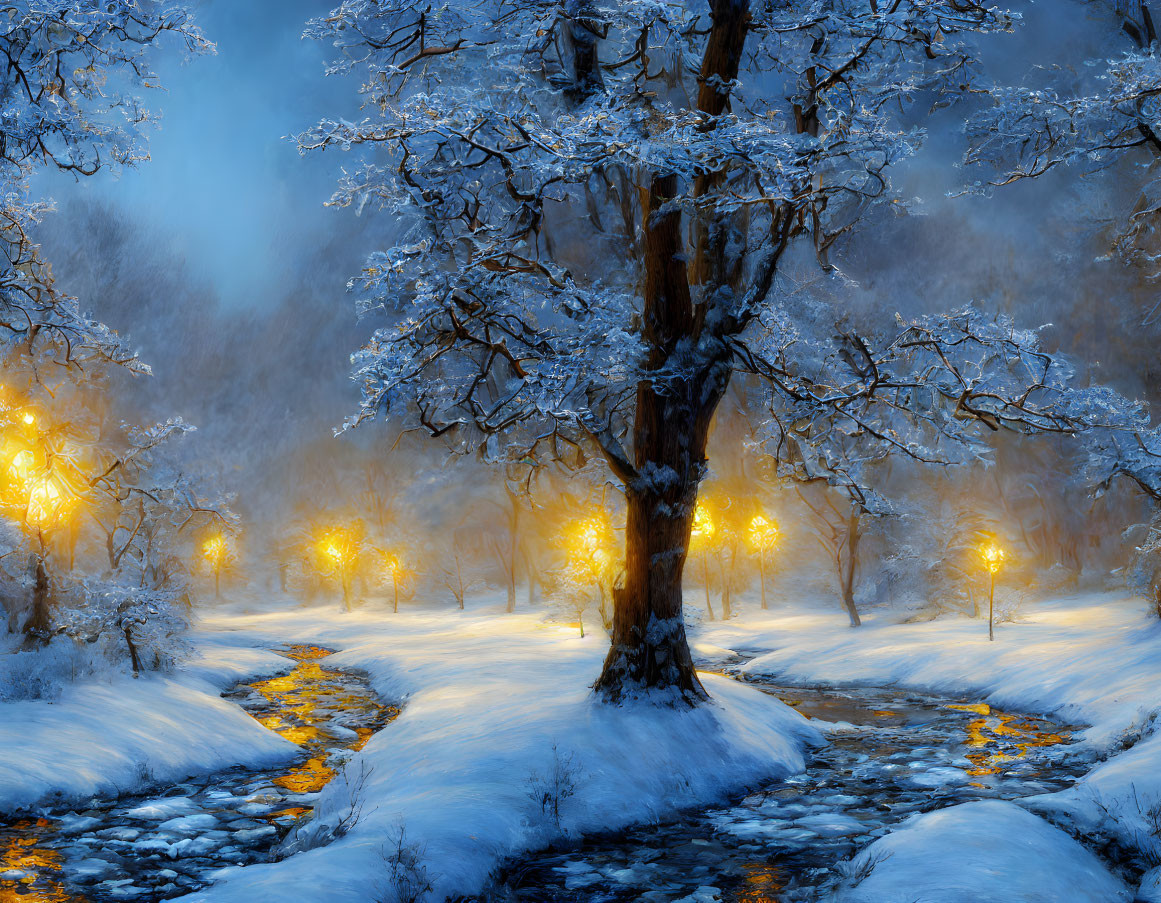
[795,485,866,628]
[440,546,478,610]
[303,0,1153,704]
[488,481,526,614]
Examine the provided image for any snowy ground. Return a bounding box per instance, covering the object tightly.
[5,587,1161,902]
[0,638,297,812]
[833,800,1132,903]
[694,589,1161,899]
[0,595,821,903]
[176,603,822,903]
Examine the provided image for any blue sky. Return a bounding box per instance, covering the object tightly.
[40,0,363,314]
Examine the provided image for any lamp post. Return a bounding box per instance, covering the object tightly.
[564,513,615,629]
[691,501,715,620]
[317,526,360,610]
[202,533,230,597]
[382,552,402,613]
[748,513,779,610]
[0,401,86,644]
[980,542,1006,641]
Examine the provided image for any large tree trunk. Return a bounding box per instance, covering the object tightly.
[594,462,707,703]
[592,0,749,704]
[593,173,728,705]
[21,555,51,647]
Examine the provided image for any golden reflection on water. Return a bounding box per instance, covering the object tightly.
[251,646,353,795]
[0,819,83,903]
[945,703,1071,775]
[0,644,389,903]
[272,756,334,794]
[734,862,785,903]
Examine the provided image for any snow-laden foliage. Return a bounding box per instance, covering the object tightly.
[0,1,210,367]
[964,1,1161,295]
[752,304,1159,512]
[302,0,1037,490]
[90,416,237,590]
[305,0,1161,697]
[0,390,234,685]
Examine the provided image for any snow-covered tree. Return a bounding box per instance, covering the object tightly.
[0,1,210,368]
[964,1,1161,300]
[4,381,233,662]
[303,0,1158,703]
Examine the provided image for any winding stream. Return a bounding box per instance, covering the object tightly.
[0,645,395,903]
[1,654,1095,903]
[478,678,1092,903]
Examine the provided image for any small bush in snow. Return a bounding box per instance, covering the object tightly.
[60,580,191,674]
[1086,784,1161,870]
[0,571,191,698]
[835,848,894,888]
[526,743,581,833]
[378,823,433,903]
[278,761,376,859]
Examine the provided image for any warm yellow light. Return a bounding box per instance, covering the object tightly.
[382,552,400,577]
[8,449,33,483]
[316,527,359,575]
[748,513,779,551]
[692,502,715,541]
[980,542,1005,574]
[203,534,229,569]
[25,475,73,528]
[562,513,615,584]
[21,413,34,426]
[569,516,608,556]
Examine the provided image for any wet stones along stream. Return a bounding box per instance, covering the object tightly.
[480,681,1091,903]
[0,645,395,902]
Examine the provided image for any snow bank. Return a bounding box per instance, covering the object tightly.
[0,633,297,812]
[834,800,1131,903]
[697,591,1161,880]
[1028,727,1161,868]
[697,592,1161,749]
[177,605,822,903]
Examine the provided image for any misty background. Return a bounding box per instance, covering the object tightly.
[24,0,1159,547]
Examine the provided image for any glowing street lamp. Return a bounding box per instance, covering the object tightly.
[24,475,77,531]
[566,514,614,582]
[202,533,231,597]
[979,541,1006,642]
[691,501,716,620]
[316,526,360,610]
[748,513,780,610]
[561,512,616,629]
[382,552,402,613]
[1,431,82,643]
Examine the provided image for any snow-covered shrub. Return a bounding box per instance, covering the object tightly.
[378,824,434,903]
[0,576,191,697]
[61,580,191,674]
[1125,518,1161,617]
[0,632,123,701]
[279,761,376,858]
[526,743,582,834]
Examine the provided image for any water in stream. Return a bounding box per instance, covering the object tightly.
[0,645,395,903]
[1,657,1093,903]
[480,679,1092,903]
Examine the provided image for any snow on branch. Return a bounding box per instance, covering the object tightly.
[0,1,212,368]
[744,304,1160,513]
